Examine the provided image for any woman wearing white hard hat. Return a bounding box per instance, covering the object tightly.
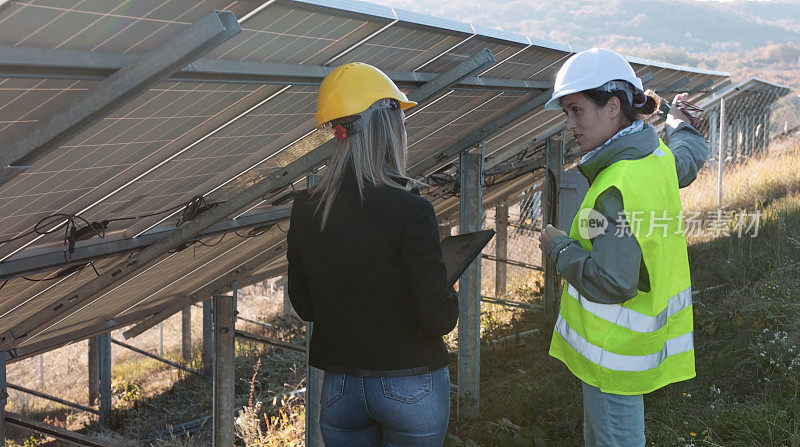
[538,48,707,445]
[287,62,458,446]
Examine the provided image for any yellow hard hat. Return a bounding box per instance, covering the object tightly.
[315,62,417,128]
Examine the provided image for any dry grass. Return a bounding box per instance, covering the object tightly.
[680,140,800,216]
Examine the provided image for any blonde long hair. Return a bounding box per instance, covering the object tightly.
[310,99,418,231]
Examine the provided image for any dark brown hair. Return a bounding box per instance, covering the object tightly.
[584,87,660,125]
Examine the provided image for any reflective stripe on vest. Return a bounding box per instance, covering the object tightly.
[554,314,694,372]
[565,283,693,333]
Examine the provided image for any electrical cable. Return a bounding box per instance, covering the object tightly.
[196,233,226,247]
[0,196,221,263]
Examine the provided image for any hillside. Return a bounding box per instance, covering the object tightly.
[375,0,800,127]
[379,0,800,55]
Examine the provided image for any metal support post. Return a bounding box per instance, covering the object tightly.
[305,172,324,447]
[182,307,192,363]
[98,333,111,426]
[731,116,740,164]
[756,112,763,154]
[38,355,44,390]
[1,353,6,443]
[717,97,726,209]
[158,322,164,356]
[203,299,214,372]
[457,145,484,419]
[743,114,752,157]
[766,111,774,151]
[495,200,509,297]
[88,337,99,404]
[543,139,562,318]
[708,110,719,169]
[212,287,236,447]
[438,220,451,241]
[279,275,294,319]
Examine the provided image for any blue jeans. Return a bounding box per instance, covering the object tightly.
[319,367,451,446]
[582,382,645,447]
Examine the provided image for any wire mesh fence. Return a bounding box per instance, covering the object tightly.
[481,188,544,301]
[697,82,793,171]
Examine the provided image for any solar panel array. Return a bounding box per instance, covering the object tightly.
[0,0,732,360]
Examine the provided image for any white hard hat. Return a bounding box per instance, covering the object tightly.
[545,48,644,111]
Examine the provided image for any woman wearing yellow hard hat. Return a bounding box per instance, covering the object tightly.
[287,62,458,446]
[537,48,708,446]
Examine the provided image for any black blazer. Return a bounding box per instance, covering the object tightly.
[287,169,458,376]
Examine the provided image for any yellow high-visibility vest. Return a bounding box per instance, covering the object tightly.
[549,139,695,395]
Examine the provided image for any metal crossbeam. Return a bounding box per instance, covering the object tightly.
[688,79,714,95]
[234,329,306,354]
[227,263,288,291]
[7,305,162,362]
[0,11,242,186]
[659,76,691,94]
[6,384,99,415]
[484,121,566,171]
[485,153,545,176]
[0,46,549,92]
[481,296,543,311]
[0,49,497,353]
[481,254,544,271]
[5,412,113,447]
[410,89,554,179]
[123,242,287,340]
[0,205,290,281]
[110,338,199,375]
[694,80,734,104]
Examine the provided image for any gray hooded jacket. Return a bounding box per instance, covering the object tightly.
[544,121,707,304]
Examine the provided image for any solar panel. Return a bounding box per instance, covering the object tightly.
[0,0,254,53]
[209,3,391,65]
[0,0,734,357]
[0,78,97,152]
[0,81,276,260]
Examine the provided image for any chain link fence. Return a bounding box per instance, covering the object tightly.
[481,188,543,300]
[696,81,793,171]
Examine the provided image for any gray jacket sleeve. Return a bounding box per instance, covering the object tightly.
[665,121,708,188]
[544,187,643,304]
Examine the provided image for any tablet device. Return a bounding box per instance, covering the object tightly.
[441,229,496,287]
